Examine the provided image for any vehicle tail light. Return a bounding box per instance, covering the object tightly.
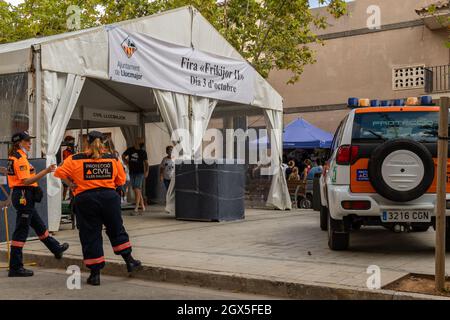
[336,145,359,165]
[341,201,371,210]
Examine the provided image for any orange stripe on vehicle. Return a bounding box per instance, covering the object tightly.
[427,159,450,193]
[113,242,131,252]
[11,241,25,248]
[350,159,375,193]
[38,230,49,240]
[84,256,105,266]
[355,106,440,114]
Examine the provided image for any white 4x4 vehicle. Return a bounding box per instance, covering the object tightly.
[320,105,450,250]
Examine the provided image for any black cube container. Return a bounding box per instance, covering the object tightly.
[175,161,245,222]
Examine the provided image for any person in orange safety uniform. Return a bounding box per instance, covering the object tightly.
[7,131,69,277]
[54,131,141,286]
[61,135,76,200]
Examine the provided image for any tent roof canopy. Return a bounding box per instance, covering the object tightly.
[283,118,333,149]
[252,118,334,149]
[0,6,282,112]
[67,77,264,130]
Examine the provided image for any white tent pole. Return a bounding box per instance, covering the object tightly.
[32,46,42,158]
[79,105,84,152]
[27,71,34,155]
[188,95,193,159]
[224,117,234,160]
[189,6,194,48]
[140,112,145,138]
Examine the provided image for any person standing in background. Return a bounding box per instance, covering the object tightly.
[160,146,175,192]
[302,159,313,182]
[306,159,323,181]
[285,160,295,180]
[61,136,76,201]
[105,138,124,199]
[104,138,119,159]
[62,136,76,160]
[288,167,301,181]
[122,138,149,214]
[105,138,130,204]
[122,163,131,204]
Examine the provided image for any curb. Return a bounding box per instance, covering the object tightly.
[0,250,445,300]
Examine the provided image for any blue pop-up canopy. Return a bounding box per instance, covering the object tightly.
[252,118,334,149]
[283,118,334,149]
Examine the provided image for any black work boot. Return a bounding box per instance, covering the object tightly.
[122,254,142,273]
[87,270,100,286]
[54,243,70,259]
[8,267,34,277]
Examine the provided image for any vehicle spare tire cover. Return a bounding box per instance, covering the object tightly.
[368,139,434,202]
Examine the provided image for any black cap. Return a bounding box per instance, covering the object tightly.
[87,131,106,144]
[11,131,36,143]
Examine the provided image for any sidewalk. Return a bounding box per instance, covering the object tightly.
[0,267,278,300]
[1,207,448,299]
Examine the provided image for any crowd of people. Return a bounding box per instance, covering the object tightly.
[283,151,324,183]
[59,135,176,214]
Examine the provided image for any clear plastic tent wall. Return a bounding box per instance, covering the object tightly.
[0,73,29,157]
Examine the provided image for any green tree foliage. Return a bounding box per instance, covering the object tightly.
[10,0,101,39]
[0,0,18,43]
[217,0,347,83]
[0,0,347,84]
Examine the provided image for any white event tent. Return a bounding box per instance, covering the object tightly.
[0,6,292,231]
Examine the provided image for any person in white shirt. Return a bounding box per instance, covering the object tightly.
[160,146,175,192]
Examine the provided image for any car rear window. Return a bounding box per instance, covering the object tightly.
[352,111,445,143]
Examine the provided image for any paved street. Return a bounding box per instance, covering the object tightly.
[1,207,447,295]
[0,267,277,300]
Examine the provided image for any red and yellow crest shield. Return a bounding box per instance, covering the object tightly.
[121,37,137,58]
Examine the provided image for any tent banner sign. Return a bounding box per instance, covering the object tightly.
[108,27,256,105]
[83,107,139,126]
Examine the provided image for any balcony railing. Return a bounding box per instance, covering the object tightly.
[425,65,450,94]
